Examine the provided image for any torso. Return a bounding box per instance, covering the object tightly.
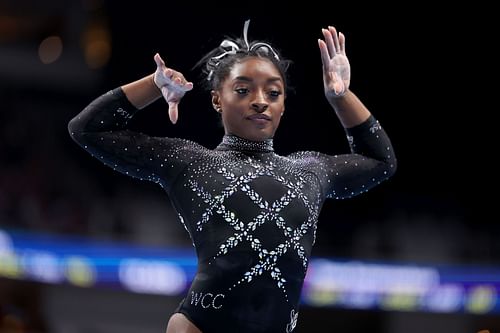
[167,137,324,333]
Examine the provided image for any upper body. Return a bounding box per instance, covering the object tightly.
[68,24,396,333]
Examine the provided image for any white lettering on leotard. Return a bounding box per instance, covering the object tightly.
[190,291,225,310]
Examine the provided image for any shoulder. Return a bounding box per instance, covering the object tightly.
[274,151,328,171]
[283,150,348,169]
[284,150,324,163]
[154,136,213,156]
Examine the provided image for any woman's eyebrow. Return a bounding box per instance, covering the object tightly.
[233,76,282,83]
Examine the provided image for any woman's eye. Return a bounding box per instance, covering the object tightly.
[235,88,249,94]
[269,90,282,97]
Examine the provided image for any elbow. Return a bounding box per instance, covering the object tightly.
[67,117,75,134]
[67,115,84,143]
[67,117,77,139]
[384,156,397,179]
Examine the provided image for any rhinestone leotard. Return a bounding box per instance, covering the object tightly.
[68,88,396,333]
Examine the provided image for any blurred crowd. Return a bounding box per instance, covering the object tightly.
[0,85,189,247]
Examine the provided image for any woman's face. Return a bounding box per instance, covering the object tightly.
[212,57,285,142]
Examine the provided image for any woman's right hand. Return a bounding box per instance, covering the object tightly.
[153,53,193,124]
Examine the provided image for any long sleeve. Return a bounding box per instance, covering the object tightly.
[68,88,205,190]
[289,115,397,199]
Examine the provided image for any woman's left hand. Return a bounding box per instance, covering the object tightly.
[318,26,350,99]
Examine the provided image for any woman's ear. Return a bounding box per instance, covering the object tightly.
[211,90,221,113]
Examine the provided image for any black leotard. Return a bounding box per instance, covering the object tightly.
[68,88,396,333]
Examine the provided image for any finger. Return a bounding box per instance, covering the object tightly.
[321,28,336,58]
[328,26,340,54]
[168,72,193,89]
[171,76,194,92]
[174,73,192,87]
[183,82,194,91]
[173,76,183,85]
[168,102,179,124]
[339,32,346,55]
[164,68,173,80]
[154,53,166,69]
[318,39,331,72]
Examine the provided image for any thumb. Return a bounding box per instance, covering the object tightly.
[154,53,165,69]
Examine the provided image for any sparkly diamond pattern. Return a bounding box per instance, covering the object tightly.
[185,153,319,299]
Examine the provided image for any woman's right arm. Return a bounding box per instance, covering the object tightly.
[67,55,201,188]
[121,73,162,109]
[122,53,193,119]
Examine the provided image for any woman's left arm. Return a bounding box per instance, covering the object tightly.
[314,26,397,198]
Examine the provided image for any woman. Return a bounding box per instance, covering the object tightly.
[68,21,396,333]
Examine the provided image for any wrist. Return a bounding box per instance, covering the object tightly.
[327,90,349,108]
[122,74,162,109]
[149,73,162,96]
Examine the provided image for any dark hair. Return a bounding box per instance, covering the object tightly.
[194,25,292,93]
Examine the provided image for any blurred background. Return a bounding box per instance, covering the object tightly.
[0,1,496,332]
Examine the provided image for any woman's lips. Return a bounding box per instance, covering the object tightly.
[247,114,271,127]
[247,114,271,121]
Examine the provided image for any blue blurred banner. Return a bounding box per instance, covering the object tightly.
[1,228,498,314]
[303,258,500,314]
[0,228,198,295]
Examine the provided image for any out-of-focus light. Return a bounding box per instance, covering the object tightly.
[38,36,63,64]
[306,260,439,294]
[425,284,464,313]
[119,259,187,295]
[65,256,96,287]
[465,285,497,314]
[0,252,22,279]
[303,286,339,306]
[0,229,14,254]
[21,250,63,283]
[82,23,111,69]
[380,292,419,311]
[343,292,378,309]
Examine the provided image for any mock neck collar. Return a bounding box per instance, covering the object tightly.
[216,134,274,153]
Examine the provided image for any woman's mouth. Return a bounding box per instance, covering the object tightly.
[247,114,271,121]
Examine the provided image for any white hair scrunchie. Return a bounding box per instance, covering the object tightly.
[208,20,280,81]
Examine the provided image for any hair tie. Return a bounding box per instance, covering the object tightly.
[207,19,280,81]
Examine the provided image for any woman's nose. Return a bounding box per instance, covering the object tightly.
[251,91,268,112]
[251,102,268,112]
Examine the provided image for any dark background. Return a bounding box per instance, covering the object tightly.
[0,1,496,332]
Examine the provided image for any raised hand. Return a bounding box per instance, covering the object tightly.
[153,53,193,124]
[318,26,350,99]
